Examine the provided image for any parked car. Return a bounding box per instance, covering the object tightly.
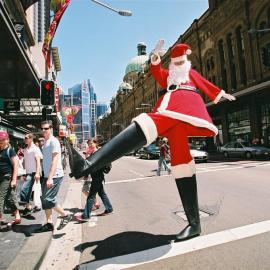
[138,144,160,159]
[220,141,270,159]
[189,144,208,163]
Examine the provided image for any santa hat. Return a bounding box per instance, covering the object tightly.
[170,43,192,63]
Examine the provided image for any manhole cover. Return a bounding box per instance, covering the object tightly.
[174,210,211,221]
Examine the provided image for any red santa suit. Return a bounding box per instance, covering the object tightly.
[133,44,224,178]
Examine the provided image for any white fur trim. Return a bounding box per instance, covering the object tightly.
[186,49,192,55]
[214,90,225,104]
[171,159,196,178]
[151,54,161,65]
[159,92,171,110]
[171,55,187,63]
[132,113,158,146]
[157,108,218,135]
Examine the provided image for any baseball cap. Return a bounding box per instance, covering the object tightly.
[0,131,9,140]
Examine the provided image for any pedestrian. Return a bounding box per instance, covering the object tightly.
[75,139,113,222]
[16,149,26,203]
[0,131,21,226]
[68,41,235,241]
[157,140,171,176]
[37,135,45,177]
[20,133,43,215]
[36,121,72,232]
[82,139,100,211]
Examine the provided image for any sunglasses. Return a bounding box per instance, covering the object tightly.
[24,137,30,139]
[41,127,50,130]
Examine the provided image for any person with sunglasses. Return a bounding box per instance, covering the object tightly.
[20,133,43,216]
[36,121,72,232]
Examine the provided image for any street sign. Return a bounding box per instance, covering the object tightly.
[3,98,20,111]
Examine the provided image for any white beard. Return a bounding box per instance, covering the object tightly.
[167,61,191,88]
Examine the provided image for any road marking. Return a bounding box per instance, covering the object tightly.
[83,220,270,270]
[129,169,145,177]
[107,162,270,185]
[88,213,98,227]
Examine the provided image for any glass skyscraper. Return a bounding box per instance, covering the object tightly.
[87,79,97,138]
[67,79,97,143]
[97,103,108,118]
[68,81,91,143]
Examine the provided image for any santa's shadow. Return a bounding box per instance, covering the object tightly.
[74,231,175,269]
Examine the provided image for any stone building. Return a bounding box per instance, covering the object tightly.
[98,0,270,147]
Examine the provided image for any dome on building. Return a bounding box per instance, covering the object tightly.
[118,81,132,94]
[125,42,149,75]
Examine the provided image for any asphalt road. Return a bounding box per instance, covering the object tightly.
[42,156,270,270]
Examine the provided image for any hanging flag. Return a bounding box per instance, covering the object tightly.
[42,0,71,68]
[20,0,40,11]
[50,0,66,13]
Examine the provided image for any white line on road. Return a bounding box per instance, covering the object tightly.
[129,169,145,177]
[106,162,270,185]
[85,220,270,270]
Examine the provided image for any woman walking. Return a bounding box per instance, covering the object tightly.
[75,139,113,221]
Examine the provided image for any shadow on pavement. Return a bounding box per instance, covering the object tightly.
[11,223,42,237]
[74,231,175,269]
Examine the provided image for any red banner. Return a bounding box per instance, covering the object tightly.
[42,0,71,68]
[55,87,60,112]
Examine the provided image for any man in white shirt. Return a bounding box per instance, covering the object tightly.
[20,133,42,215]
[36,120,72,233]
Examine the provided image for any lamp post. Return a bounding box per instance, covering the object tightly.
[91,0,132,16]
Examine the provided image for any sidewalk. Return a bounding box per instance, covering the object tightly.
[0,172,71,270]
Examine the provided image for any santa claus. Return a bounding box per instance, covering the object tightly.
[68,42,235,242]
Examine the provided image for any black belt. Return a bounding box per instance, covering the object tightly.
[168,84,197,92]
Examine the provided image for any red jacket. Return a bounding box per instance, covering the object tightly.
[150,63,222,135]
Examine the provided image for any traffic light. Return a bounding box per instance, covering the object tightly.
[40,80,55,105]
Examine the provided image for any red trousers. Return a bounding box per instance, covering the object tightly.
[134,113,215,178]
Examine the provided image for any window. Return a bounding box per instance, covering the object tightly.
[227,33,237,90]
[235,26,247,85]
[218,40,228,89]
[261,104,270,145]
[227,108,251,142]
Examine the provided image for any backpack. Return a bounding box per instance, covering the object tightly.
[6,147,12,166]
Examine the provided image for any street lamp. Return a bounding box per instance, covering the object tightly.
[91,0,132,16]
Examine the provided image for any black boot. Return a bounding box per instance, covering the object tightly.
[65,139,91,178]
[175,175,201,241]
[69,122,147,179]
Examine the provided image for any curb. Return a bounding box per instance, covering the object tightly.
[7,173,71,270]
[8,231,52,270]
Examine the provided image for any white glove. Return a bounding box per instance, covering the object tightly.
[223,92,236,101]
[151,39,165,65]
[150,53,161,65]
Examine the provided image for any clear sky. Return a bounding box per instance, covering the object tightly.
[54,0,209,104]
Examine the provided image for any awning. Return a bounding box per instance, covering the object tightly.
[0,1,40,99]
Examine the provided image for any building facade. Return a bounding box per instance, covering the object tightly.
[98,0,270,148]
[87,79,97,138]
